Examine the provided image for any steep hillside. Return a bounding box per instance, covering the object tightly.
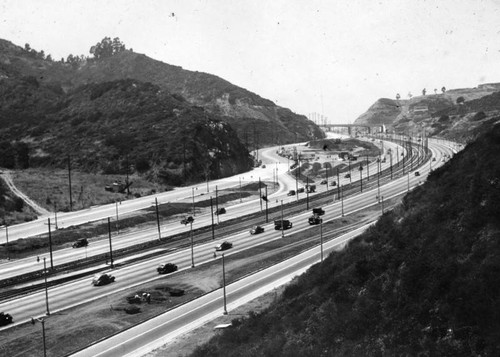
[0,39,324,149]
[0,78,251,185]
[354,83,500,142]
[191,124,500,356]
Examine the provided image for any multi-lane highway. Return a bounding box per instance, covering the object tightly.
[0,137,457,330]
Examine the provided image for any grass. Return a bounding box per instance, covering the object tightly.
[11,168,166,213]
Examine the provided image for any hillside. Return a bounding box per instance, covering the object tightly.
[0,38,324,150]
[354,83,500,142]
[191,124,500,356]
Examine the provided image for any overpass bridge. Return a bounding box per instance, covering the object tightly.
[319,124,385,136]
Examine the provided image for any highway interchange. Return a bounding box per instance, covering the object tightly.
[0,134,460,356]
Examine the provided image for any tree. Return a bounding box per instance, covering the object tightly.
[456,96,465,105]
[441,86,446,93]
[422,88,426,96]
[434,88,438,95]
[407,92,413,99]
[396,93,401,101]
[90,37,126,60]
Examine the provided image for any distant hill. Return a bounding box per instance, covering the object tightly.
[191,123,500,356]
[354,83,500,142]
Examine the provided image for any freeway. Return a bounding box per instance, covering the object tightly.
[71,224,373,357]
[0,137,454,328]
[0,137,454,281]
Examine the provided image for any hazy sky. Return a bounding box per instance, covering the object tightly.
[1,0,500,124]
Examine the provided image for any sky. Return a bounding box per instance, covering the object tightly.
[1,0,500,124]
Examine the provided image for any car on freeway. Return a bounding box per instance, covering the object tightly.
[72,238,88,248]
[415,171,420,176]
[157,263,178,274]
[274,219,293,230]
[320,180,327,185]
[215,207,226,215]
[250,225,265,235]
[262,164,266,168]
[297,187,305,193]
[432,157,437,161]
[345,173,351,178]
[287,190,296,196]
[215,241,233,251]
[180,216,194,225]
[92,273,115,286]
[0,312,13,326]
[331,181,337,186]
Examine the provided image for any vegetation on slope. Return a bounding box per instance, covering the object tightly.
[191,124,500,356]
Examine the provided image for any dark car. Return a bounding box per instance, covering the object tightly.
[250,225,264,235]
[274,219,292,230]
[331,181,337,186]
[297,187,305,193]
[180,216,194,225]
[0,312,13,326]
[215,207,226,215]
[92,273,115,286]
[157,263,178,274]
[320,180,327,185]
[308,215,322,225]
[415,171,420,176]
[345,173,351,178]
[72,238,88,248]
[215,241,233,251]
[287,190,296,196]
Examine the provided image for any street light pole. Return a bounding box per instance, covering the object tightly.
[222,253,228,315]
[43,257,50,316]
[31,317,47,357]
[320,218,324,262]
[265,185,269,223]
[306,176,309,210]
[190,221,195,268]
[341,185,344,217]
[281,200,284,239]
[107,217,114,268]
[47,218,53,270]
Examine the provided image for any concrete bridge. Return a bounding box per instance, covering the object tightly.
[319,124,385,136]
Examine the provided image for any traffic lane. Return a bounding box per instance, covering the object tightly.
[73,224,372,357]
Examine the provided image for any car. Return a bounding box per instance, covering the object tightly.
[215,207,226,215]
[180,216,194,225]
[157,263,178,274]
[320,180,327,185]
[215,241,233,251]
[345,173,351,178]
[72,238,88,248]
[297,187,305,193]
[92,273,115,286]
[250,225,265,235]
[308,216,322,225]
[432,157,437,161]
[261,164,266,168]
[331,181,337,186]
[0,312,13,326]
[274,219,293,230]
[312,207,325,215]
[415,171,420,176]
[287,190,296,196]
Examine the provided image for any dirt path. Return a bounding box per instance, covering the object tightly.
[0,170,51,216]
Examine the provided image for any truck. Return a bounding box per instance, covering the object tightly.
[274,219,292,230]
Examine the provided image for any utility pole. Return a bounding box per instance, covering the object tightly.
[192,187,195,216]
[306,176,309,210]
[47,218,53,270]
[67,155,73,211]
[265,185,269,223]
[259,177,263,211]
[155,198,161,240]
[210,196,215,240]
[280,200,284,239]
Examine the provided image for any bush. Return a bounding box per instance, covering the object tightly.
[124,305,141,314]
